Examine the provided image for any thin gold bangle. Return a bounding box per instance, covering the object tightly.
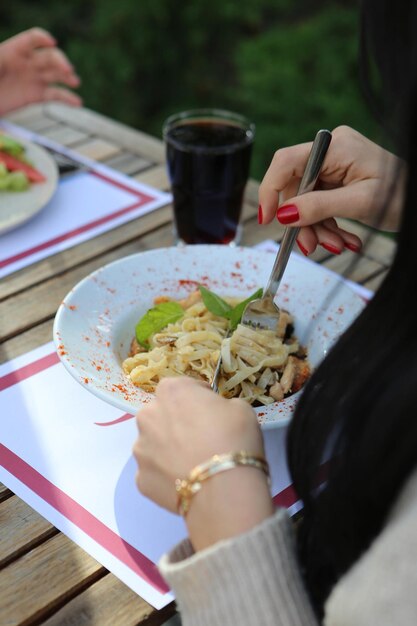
[175,451,270,516]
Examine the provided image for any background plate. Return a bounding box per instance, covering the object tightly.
[0,136,58,235]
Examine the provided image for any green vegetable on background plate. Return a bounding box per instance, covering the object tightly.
[0,163,30,192]
[0,133,44,192]
[0,134,25,158]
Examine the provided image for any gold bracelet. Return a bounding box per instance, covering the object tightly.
[175,451,270,516]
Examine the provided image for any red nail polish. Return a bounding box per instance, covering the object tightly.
[276,204,299,224]
[296,239,309,256]
[345,241,361,253]
[321,242,342,255]
[258,204,263,224]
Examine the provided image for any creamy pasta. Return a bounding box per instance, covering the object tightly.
[122,290,310,406]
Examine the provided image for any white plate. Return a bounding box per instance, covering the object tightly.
[53,245,365,429]
[0,136,58,235]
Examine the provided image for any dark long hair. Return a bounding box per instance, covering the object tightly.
[287,0,417,617]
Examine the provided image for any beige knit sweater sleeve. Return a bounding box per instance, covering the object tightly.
[159,509,319,626]
[159,471,417,626]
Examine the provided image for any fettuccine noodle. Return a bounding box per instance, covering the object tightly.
[122,291,310,406]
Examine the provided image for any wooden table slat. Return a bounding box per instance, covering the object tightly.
[133,164,170,190]
[0,533,106,626]
[0,496,58,569]
[324,250,386,285]
[363,269,388,292]
[45,103,166,163]
[41,574,175,626]
[41,125,90,146]
[5,103,59,133]
[68,138,122,161]
[103,152,153,176]
[0,320,53,366]
[0,483,13,502]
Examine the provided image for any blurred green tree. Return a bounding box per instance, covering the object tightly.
[0,0,380,180]
[231,5,381,177]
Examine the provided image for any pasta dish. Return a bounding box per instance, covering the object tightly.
[122,290,310,406]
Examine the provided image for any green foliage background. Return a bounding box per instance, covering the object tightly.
[0,0,381,180]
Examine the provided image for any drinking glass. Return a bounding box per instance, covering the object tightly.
[163,108,255,245]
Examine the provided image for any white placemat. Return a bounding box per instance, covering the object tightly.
[0,340,299,608]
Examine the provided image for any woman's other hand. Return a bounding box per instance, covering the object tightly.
[0,27,82,115]
[133,377,274,551]
[259,126,405,255]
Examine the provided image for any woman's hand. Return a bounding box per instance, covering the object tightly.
[0,27,82,115]
[259,125,406,255]
[133,377,274,551]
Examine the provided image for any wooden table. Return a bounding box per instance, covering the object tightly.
[0,103,396,625]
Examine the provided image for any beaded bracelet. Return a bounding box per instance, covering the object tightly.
[175,451,270,516]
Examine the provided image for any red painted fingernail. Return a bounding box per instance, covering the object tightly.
[258,204,263,224]
[296,239,309,256]
[321,242,342,255]
[345,241,361,253]
[276,204,299,224]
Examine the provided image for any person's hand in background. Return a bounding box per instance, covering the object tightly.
[0,27,82,116]
[259,125,406,256]
[133,377,274,552]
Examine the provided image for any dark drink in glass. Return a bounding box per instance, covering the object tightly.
[163,109,255,245]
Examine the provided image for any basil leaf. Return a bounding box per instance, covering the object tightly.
[198,284,263,330]
[135,301,184,348]
[227,288,263,330]
[198,285,232,317]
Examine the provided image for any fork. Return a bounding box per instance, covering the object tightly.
[44,146,86,177]
[240,128,332,332]
[210,129,331,392]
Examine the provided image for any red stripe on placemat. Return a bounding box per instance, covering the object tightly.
[91,170,155,201]
[272,462,330,510]
[273,483,299,509]
[95,414,135,426]
[0,352,59,391]
[0,444,169,594]
[0,198,146,270]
